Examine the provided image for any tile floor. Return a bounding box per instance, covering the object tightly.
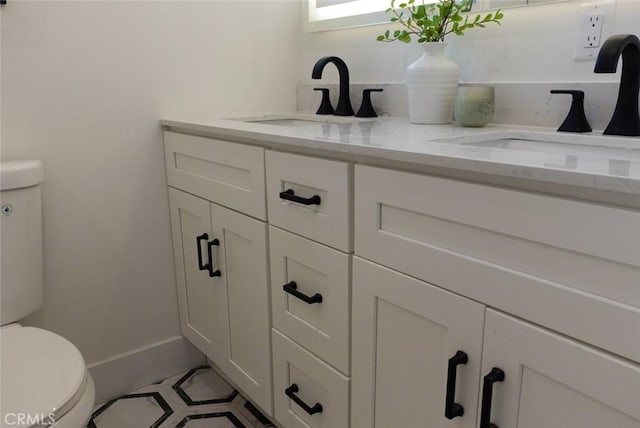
[87,366,275,428]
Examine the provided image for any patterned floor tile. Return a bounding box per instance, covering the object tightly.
[88,392,173,428]
[87,366,274,428]
[174,411,247,427]
[173,366,238,405]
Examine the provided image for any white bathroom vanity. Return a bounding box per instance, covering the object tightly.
[162,114,640,428]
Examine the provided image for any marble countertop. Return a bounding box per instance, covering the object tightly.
[161,114,640,200]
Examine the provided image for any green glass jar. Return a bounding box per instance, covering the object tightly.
[454,84,495,127]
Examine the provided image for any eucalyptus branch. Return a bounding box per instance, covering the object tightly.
[377,0,504,44]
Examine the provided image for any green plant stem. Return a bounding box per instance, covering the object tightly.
[377,0,503,44]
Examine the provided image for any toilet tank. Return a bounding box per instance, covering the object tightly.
[0,160,44,325]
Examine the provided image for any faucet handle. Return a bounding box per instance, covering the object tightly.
[550,90,592,133]
[356,89,384,118]
[313,88,335,115]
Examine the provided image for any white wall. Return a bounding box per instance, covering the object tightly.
[298,0,640,84]
[1,0,300,391]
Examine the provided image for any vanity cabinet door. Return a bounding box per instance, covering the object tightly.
[168,188,227,363]
[210,203,272,415]
[351,257,484,428]
[480,309,640,428]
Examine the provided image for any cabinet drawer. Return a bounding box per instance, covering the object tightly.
[270,227,351,374]
[355,165,640,363]
[266,151,352,252]
[272,330,349,428]
[164,131,266,220]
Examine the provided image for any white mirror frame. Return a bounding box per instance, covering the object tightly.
[303,0,568,33]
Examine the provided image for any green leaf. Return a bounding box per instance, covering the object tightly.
[399,32,412,43]
[378,0,503,44]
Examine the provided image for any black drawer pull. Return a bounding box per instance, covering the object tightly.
[480,367,505,428]
[206,238,222,277]
[444,350,468,419]
[196,233,209,271]
[279,189,321,206]
[284,384,323,415]
[283,281,323,304]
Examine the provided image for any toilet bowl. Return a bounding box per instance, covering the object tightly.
[0,325,95,428]
[0,160,95,427]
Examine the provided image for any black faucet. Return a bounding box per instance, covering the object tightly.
[312,56,355,116]
[594,34,640,136]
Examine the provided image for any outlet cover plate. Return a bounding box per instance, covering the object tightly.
[574,0,616,61]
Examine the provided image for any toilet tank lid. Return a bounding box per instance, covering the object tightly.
[0,160,44,190]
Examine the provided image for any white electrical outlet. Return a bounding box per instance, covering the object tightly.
[582,13,603,48]
[574,1,616,61]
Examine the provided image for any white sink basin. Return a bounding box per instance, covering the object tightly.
[452,131,640,160]
[246,118,335,127]
[232,113,374,127]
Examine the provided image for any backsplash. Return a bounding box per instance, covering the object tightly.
[297,82,620,131]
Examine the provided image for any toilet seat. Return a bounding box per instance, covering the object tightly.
[1,326,89,427]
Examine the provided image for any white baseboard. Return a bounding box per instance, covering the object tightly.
[88,336,205,404]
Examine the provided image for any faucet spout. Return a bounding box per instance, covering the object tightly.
[594,34,640,136]
[312,56,355,116]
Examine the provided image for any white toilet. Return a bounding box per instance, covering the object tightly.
[1,160,95,428]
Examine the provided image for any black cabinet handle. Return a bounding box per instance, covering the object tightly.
[206,238,222,277]
[479,367,505,428]
[444,350,468,419]
[284,384,323,415]
[283,281,323,304]
[279,189,321,206]
[196,233,209,271]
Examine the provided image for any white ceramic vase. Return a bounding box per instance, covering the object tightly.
[406,42,460,124]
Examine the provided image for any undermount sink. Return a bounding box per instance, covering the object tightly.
[246,118,335,127]
[451,131,640,160]
[232,114,374,127]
